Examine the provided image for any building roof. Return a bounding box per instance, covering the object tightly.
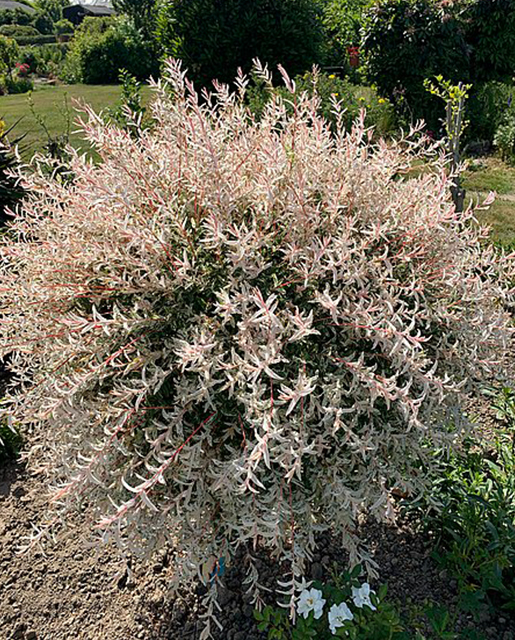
[80,5,115,14]
[0,0,36,12]
[64,4,115,16]
[76,0,113,7]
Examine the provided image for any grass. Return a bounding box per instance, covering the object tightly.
[0,83,151,158]
[462,157,515,246]
[462,157,515,195]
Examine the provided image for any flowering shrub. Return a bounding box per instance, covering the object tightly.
[246,69,396,137]
[15,62,30,77]
[0,60,514,633]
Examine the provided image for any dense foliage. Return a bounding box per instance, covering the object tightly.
[362,0,515,135]
[463,0,515,85]
[246,69,396,136]
[361,0,469,128]
[0,121,25,224]
[1,63,513,635]
[112,0,159,40]
[157,0,325,87]
[62,17,157,84]
[321,0,370,66]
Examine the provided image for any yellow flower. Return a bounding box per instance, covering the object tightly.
[359,97,365,102]
[329,74,336,79]
[0,120,5,139]
[378,98,386,105]
[334,92,339,97]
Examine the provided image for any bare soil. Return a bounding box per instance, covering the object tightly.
[1,394,515,640]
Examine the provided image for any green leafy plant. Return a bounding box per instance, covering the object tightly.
[463,0,515,85]
[33,0,69,35]
[320,0,370,68]
[0,415,22,462]
[0,118,26,224]
[62,16,157,84]
[112,0,159,41]
[424,76,471,211]
[406,402,515,615]
[493,95,515,162]
[0,34,20,84]
[361,0,469,129]
[107,69,147,136]
[255,567,407,640]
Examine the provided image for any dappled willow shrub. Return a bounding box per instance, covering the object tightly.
[0,60,514,634]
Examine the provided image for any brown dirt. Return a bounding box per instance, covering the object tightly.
[1,394,515,640]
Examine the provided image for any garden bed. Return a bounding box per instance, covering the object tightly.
[1,388,514,640]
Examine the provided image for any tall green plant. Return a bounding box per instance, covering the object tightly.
[424,76,471,211]
[112,0,159,40]
[464,0,515,85]
[156,0,325,87]
[361,0,469,128]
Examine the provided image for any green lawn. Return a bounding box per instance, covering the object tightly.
[462,157,515,246]
[0,83,151,158]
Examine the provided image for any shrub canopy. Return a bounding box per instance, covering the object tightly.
[1,61,513,629]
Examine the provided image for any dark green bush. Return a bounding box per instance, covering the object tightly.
[63,17,157,84]
[4,75,33,94]
[33,0,69,34]
[54,18,74,36]
[467,82,514,143]
[0,24,39,38]
[463,0,515,85]
[0,121,25,225]
[157,0,325,88]
[0,8,34,27]
[14,34,58,45]
[0,418,22,462]
[361,0,469,129]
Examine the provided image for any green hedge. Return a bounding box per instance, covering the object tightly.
[14,34,60,46]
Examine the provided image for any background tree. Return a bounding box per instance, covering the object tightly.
[33,0,69,34]
[321,0,370,66]
[112,0,159,40]
[156,0,325,87]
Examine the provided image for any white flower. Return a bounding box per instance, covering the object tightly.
[328,602,354,634]
[351,583,377,610]
[297,588,326,619]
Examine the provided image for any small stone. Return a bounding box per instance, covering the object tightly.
[243,605,254,619]
[311,563,324,580]
[26,632,37,640]
[12,623,26,640]
[499,617,507,625]
[218,587,234,607]
[234,632,247,640]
